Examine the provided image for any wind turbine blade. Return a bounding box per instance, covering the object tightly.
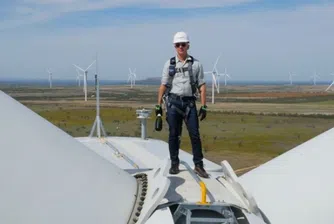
[325,81,334,91]
[76,69,82,76]
[73,64,85,72]
[212,74,217,83]
[213,54,221,70]
[85,60,96,71]
[212,74,218,90]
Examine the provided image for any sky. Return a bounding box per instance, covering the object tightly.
[0,0,334,83]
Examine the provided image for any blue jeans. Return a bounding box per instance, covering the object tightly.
[166,97,204,166]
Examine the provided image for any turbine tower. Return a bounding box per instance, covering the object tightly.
[73,60,96,101]
[128,68,136,88]
[311,71,320,85]
[47,69,52,88]
[325,73,334,92]
[205,54,222,104]
[89,53,107,138]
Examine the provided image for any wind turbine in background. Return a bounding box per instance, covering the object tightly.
[325,73,334,92]
[205,54,222,104]
[47,69,53,88]
[75,68,83,87]
[310,71,320,85]
[222,68,231,87]
[289,72,296,85]
[128,68,136,88]
[73,60,96,101]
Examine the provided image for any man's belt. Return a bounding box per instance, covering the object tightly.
[168,93,196,101]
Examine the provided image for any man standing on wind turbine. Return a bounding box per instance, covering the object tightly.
[156,31,209,178]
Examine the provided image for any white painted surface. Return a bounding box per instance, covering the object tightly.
[77,138,244,205]
[164,167,247,209]
[240,127,334,224]
[77,136,222,171]
[76,136,267,222]
[0,91,137,224]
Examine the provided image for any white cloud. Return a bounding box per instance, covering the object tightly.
[155,0,256,8]
[0,3,333,83]
[1,0,256,30]
[22,0,254,8]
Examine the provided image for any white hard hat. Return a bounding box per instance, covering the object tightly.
[173,31,189,43]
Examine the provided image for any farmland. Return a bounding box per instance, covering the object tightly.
[2,84,334,173]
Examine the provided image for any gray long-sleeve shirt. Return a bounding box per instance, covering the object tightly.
[161,55,205,97]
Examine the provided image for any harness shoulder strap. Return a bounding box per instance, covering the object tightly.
[170,57,176,65]
[164,57,177,97]
[187,56,198,96]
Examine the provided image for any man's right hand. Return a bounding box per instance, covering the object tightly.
[155,104,163,116]
[198,105,207,121]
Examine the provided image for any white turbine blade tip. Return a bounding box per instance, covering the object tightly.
[213,54,221,67]
[86,60,96,70]
[73,64,85,72]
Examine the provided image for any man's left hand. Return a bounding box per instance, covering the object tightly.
[155,104,163,116]
[198,105,207,121]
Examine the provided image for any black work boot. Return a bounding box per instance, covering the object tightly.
[169,163,180,175]
[194,163,209,178]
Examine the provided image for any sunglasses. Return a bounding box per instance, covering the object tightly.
[175,42,187,48]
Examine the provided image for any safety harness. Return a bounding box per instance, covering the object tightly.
[164,55,198,97]
[163,55,199,122]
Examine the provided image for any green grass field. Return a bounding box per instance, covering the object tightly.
[30,105,334,171]
[3,85,334,172]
